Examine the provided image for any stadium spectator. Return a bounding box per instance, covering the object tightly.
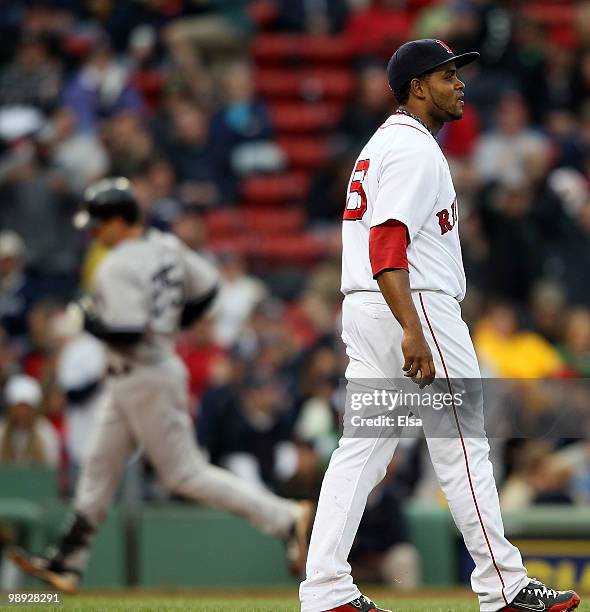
[275,0,349,35]
[211,60,282,179]
[500,440,575,511]
[62,28,142,133]
[293,371,339,469]
[543,110,586,173]
[199,372,320,498]
[0,374,59,468]
[234,298,299,374]
[336,60,391,155]
[449,0,516,70]
[474,91,549,188]
[0,117,82,296]
[528,281,566,345]
[524,42,576,125]
[440,103,481,158]
[161,0,251,66]
[164,100,228,206]
[551,200,590,306]
[102,110,155,178]
[171,207,210,253]
[176,314,226,409]
[159,40,214,109]
[128,157,181,228]
[0,33,62,112]
[0,232,41,343]
[48,106,109,191]
[558,308,590,377]
[213,252,268,348]
[474,302,563,377]
[78,0,192,53]
[126,25,165,116]
[286,290,336,350]
[21,301,63,382]
[479,183,545,302]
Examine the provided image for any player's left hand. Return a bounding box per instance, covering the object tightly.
[401,328,435,388]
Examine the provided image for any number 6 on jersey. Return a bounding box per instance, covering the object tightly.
[344,159,370,221]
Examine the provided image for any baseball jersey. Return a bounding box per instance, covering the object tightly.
[92,229,218,365]
[341,112,466,301]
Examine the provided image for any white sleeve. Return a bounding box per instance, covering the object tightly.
[182,249,219,302]
[93,260,149,330]
[371,139,440,240]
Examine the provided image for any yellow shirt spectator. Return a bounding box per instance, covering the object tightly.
[474,304,563,378]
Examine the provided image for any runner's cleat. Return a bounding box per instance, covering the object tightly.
[9,547,80,594]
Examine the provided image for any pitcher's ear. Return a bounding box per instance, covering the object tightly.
[410,77,427,101]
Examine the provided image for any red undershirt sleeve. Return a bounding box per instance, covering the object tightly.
[369,219,409,278]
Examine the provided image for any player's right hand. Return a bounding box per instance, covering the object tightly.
[401,329,435,388]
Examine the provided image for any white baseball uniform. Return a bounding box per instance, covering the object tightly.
[74,229,299,547]
[300,113,529,612]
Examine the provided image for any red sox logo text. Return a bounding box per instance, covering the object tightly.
[436,199,457,235]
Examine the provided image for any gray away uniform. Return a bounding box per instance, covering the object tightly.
[74,230,299,563]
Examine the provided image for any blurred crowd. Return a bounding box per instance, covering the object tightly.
[2,0,590,587]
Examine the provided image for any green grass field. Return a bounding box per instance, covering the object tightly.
[4,591,588,612]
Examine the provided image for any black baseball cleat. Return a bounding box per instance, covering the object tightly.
[323,594,392,612]
[9,511,94,594]
[502,578,580,611]
[286,500,315,576]
[9,547,80,594]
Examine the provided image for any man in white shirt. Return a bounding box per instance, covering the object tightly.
[300,39,580,612]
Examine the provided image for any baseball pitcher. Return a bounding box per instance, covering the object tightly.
[299,40,580,612]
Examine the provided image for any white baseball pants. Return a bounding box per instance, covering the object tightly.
[74,355,299,538]
[300,291,528,612]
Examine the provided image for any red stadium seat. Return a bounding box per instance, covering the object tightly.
[252,34,354,64]
[204,209,241,236]
[243,207,305,233]
[207,207,305,236]
[206,234,253,257]
[255,233,326,264]
[270,102,342,133]
[278,137,330,170]
[241,171,311,205]
[208,231,325,266]
[255,69,355,101]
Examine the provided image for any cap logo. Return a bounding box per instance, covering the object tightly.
[435,39,453,54]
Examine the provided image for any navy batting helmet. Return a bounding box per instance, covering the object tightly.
[74,177,140,229]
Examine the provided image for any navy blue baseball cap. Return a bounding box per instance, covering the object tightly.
[387,39,479,92]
